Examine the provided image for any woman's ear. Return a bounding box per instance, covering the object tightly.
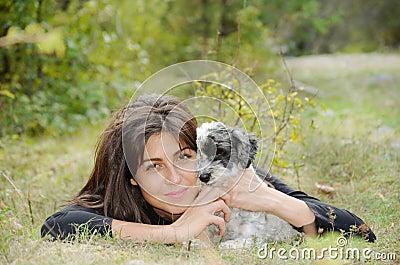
[130,178,138,186]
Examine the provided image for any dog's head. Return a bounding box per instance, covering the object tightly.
[196,122,258,186]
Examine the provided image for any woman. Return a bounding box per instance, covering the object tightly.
[41,94,376,243]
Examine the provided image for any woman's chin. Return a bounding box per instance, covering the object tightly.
[163,198,193,209]
[161,195,198,213]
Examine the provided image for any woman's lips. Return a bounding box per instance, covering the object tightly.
[164,187,189,199]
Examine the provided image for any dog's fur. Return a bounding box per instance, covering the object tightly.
[196,122,300,247]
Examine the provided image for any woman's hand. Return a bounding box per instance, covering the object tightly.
[225,166,272,212]
[112,187,231,243]
[169,187,231,242]
[225,166,317,235]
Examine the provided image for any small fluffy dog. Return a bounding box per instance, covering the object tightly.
[196,122,299,247]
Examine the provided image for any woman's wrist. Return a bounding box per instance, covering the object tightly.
[302,221,318,236]
[251,186,316,228]
[112,219,185,243]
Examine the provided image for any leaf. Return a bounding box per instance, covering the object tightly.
[273,157,289,168]
[0,89,15,99]
[6,26,22,38]
[25,23,45,35]
[37,28,66,58]
[290,129,301,142]
[0,26,23,46]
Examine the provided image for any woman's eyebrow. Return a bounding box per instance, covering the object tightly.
[141,147,192,165]
[173,146,191,157]
[141,158,162,165]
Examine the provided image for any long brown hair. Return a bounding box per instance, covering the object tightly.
[69,94,197,223]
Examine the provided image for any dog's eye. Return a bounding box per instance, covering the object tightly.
[215,148,223,155]
[216,147,228,156]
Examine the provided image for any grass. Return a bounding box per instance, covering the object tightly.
[1,53,399,264]
[284,53,400,262]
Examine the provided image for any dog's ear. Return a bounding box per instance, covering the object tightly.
[245,133,259,168]
[231,128,259,169]
[247,133,259,167]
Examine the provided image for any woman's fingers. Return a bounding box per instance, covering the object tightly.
[207,200,230,235]
[209,199,231,223]
[218,199,231,222]
[210,215,226,236]
[171,199,231,241]
[219,192,231,208]
[177,190,232,239]
[192,199,230,235]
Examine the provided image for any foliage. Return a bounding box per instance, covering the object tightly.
[191,64,319,170]
[0,0,171,136]
[1,0,399,136]
[326,0,400,52]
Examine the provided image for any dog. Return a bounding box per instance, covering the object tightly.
[196,122,300,247]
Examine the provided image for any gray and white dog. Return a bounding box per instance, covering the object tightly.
[196,122,300,247]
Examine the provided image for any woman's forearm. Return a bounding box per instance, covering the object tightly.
[232,179,317,236]
[112,198,230,243]
[227,168,318,236]
[257,186,317,235]
[263,188,315,226]
[112,219,182,243]
[226,167,318,236]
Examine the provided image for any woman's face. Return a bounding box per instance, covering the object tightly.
[133,132,199,216]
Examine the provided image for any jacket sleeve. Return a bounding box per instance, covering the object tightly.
[41,205,113,240]
[255,167,376,242]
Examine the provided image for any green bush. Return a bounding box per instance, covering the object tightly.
[190,67,319,170]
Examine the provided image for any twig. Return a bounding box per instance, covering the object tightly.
[293,162,304,190]
[273,52,299,152]
[2,171,23,199]
[280,51,296,93]
[0,32,50,47]
[1,170,28,214]
[28,192,35,225]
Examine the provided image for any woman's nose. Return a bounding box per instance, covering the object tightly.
[165,166,183,184]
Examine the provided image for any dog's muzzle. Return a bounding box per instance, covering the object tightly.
[199,172,211,183]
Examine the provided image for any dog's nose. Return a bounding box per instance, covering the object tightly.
[199,172,211,183]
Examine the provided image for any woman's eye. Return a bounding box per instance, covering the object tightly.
[146,163,160,171]
[179,153,192,160]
